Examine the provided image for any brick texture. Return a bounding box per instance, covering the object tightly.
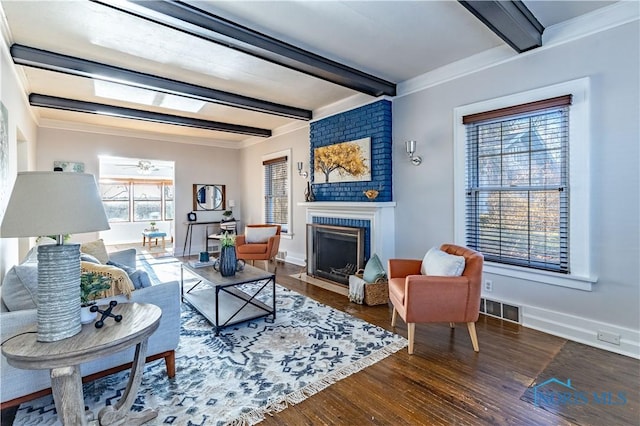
[309,100,392,202]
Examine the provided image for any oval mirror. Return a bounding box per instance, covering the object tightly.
[193,184,226,211]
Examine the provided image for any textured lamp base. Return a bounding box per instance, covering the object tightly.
[37,244,82,342]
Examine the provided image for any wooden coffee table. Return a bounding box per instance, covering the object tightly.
[181,262,276,335]
[1,303,161,426]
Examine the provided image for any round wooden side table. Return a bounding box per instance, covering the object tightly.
[2,302,161,425]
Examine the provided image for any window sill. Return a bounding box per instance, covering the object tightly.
[484,262,597,291]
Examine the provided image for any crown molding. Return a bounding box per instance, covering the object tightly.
[37,118,240,148]
[542,0,639,48]
[397,1,638,98]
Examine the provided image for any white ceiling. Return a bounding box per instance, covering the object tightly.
[0,0,617,146]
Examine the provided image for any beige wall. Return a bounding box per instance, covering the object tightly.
[240,126,310,265]
[35,128,240,253]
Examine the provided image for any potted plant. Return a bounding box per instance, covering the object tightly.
[149,221,157,231]
[221,210,234,222]
[80,272,112,324]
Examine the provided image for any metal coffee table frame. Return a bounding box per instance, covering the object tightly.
[181,262,276,335]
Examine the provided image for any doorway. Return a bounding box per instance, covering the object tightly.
[98,156,175,252]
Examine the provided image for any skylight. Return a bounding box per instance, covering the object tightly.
[159,93,206,113]
[94,80,156,105]
[94,80,206,113]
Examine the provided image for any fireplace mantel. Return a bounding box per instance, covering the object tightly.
[298,201,396,267]
[298,201,396,210]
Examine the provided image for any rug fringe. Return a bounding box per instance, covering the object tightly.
[225,339,407,426]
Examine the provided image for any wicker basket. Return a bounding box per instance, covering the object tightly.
[355,272,389,306]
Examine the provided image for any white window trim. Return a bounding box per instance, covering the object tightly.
[453,77,597,291]
[262,149,292,237]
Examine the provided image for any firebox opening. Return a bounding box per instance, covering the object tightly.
[307,224,365,285]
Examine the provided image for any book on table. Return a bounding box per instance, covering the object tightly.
[188,260,215,268]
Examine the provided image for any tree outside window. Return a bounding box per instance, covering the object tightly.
[100,182,130,222]
[100,179,174,223]
[465,96,570,273]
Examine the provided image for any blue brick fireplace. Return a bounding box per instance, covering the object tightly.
[301,99,396,285]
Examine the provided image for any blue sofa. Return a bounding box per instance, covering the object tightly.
[0,248,180,408]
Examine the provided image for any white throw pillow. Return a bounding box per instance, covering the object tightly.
[420,247,466,276]
[245,226,278,243]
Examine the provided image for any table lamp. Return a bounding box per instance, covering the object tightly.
[0,172,110,342]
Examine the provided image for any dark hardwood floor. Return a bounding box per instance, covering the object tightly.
[3,254,638,425]
[271,262,639,426]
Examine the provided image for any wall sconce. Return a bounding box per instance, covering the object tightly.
[297,162,309,178]
[406,140,423,166]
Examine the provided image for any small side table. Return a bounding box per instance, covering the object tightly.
[2,303,161,426]
[142,231,167,249]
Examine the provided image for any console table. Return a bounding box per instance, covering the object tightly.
[182,220,220,257]
[2,303,161,426]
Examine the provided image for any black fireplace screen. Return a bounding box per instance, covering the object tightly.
[307,224,365,285]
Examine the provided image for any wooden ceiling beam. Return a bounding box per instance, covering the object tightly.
[458,0,544,53]
[29,94,272,137]
[12,44,311,121]
[91,0,397,97]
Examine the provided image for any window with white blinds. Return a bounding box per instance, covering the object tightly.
[464,95,571,273]
[263,155,289,233]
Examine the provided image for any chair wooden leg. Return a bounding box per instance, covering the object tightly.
[164,350,176,378]
[391,307,397,327]
[449,322,456,328]
[407,323,415,354]
[467,322,479,352]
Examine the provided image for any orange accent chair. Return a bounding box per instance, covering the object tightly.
[235,224,282,272]
[388,244,484,354]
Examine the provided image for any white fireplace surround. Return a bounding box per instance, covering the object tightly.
[298,201,396,268]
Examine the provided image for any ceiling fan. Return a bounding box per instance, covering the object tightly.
[115,160,162,175]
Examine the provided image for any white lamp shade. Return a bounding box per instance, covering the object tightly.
[1,171,110,238]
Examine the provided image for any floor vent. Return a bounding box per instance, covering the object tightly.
[480,298,521,323]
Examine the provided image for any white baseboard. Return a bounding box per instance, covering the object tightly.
[284,254,306,267]
[523,305,640,359]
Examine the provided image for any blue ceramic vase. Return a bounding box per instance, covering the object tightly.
[218,246,237,277]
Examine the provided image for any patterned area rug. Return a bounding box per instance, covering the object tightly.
[14,284,406,425]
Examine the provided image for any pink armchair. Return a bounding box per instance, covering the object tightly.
[388,244,484,354]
